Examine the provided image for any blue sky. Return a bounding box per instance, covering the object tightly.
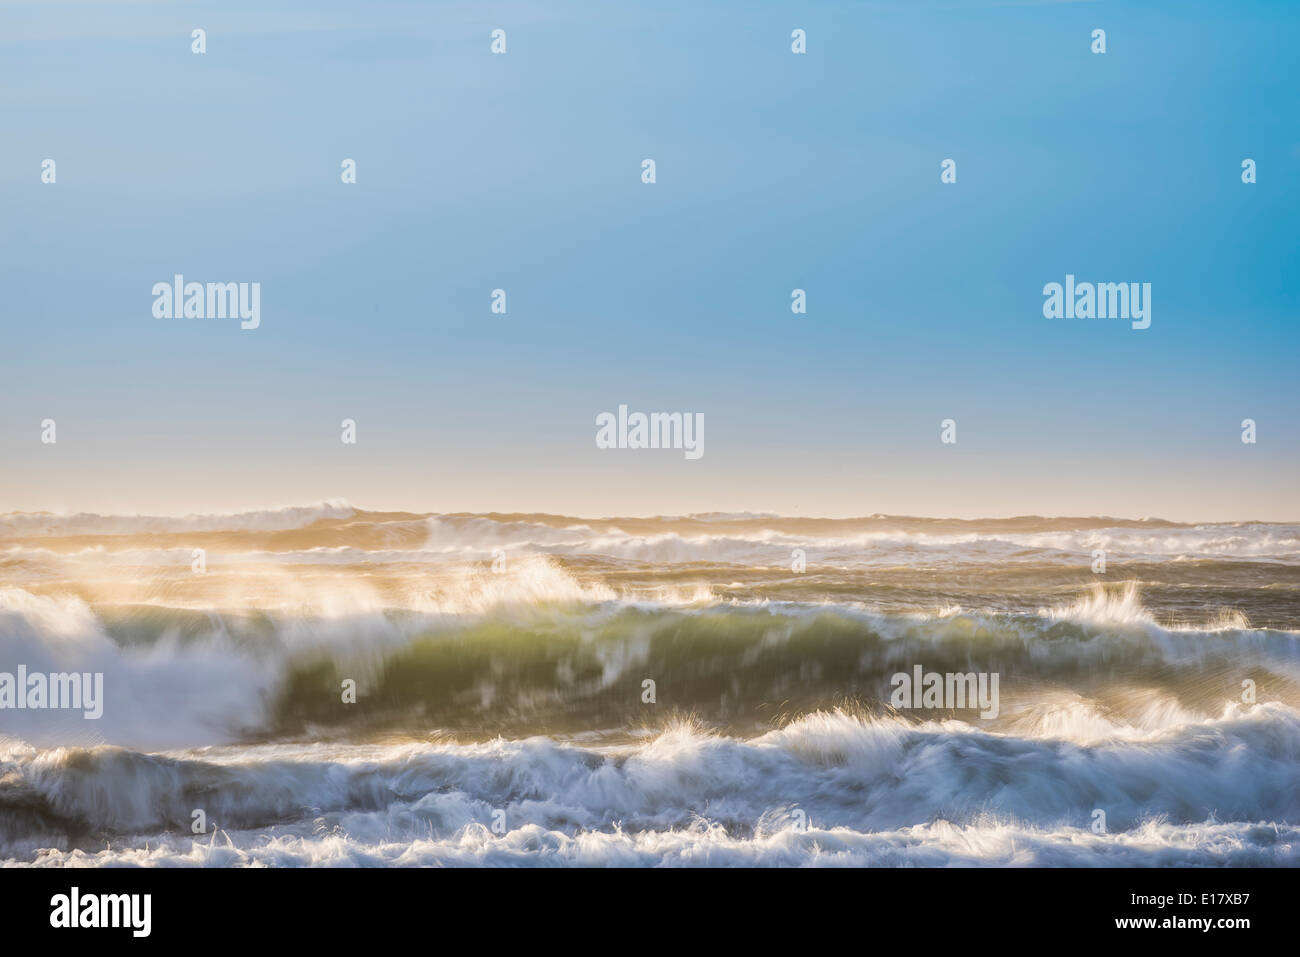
[2,0,1297,519]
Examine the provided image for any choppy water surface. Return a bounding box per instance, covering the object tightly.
[2,505,1297,866]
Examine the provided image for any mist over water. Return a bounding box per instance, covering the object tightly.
[2,504,1298,866]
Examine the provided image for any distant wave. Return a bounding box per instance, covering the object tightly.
[2,507,1296,566]
[0,501,357,537]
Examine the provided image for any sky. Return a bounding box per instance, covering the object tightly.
[1,0,1297,521]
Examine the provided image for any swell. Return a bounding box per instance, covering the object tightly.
[268,599,1300,738]
[5,561,1296,634]
[4,582,1299,745]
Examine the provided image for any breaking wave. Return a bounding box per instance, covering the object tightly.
[3,708,1297,866]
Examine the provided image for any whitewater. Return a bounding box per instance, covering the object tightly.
[1,504,1297,866]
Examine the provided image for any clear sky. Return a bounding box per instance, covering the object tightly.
[2,0,1296,520]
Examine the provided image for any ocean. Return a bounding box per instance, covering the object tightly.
[2,504,1297,866]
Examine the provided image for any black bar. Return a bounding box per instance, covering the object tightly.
[0,866,1287,944]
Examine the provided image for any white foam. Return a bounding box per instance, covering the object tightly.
[5,708,1298,866]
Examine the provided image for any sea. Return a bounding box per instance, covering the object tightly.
[2,503,1297,866]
